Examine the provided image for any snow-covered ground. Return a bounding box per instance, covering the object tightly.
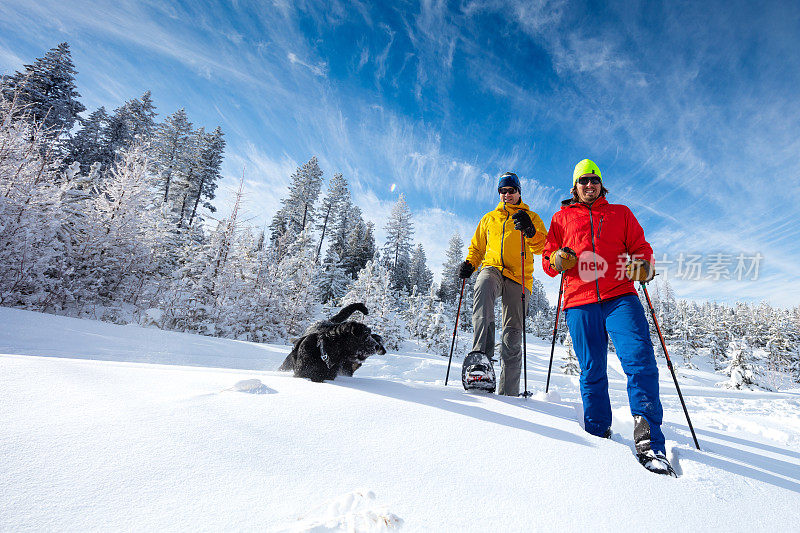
[2,307,799,532]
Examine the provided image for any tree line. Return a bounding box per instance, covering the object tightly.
[1,43,797,387]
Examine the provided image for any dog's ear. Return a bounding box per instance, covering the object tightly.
[336,321,370,338]
[370,333,387,355]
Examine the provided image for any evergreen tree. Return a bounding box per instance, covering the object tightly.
[341,259,403,349]
[425,302,453,357]
[438,233,464,304]
[125,91,158,146]
[410,283,440,340]
[185,126,225,227]
[317,250,351,304]
[66,106,110,172]
[382,194,414,292]
[152,108,193,207]
[717,340,768,390]
[529,278,549,316]
[459,274,476,332]
[316,172,351,262]
[409,244,433,294]
[561,334,580,375]
[274,228,320,336]
[269,157,324,257]
[2,42,86,136]
[342,218,375,278]
[65,147,166,312]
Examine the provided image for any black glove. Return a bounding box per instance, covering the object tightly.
[458,261,475,279]
[512,211,537,238]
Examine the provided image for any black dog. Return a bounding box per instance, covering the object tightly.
[278,303,386,382]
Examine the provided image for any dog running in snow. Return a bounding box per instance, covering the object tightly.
[278,303,386,382]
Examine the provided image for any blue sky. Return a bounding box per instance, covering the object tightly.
[2,0,799,307]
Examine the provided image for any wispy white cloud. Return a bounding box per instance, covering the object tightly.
[287,52,328,77]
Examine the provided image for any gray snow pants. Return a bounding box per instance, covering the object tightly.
[471,266,530,396]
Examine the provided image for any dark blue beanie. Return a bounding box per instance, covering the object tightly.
[498,172,521,193]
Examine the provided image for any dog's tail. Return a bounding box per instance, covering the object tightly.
[329,302,368,323]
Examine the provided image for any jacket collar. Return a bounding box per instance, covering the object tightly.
[561,196,609,210]
[495,200,530,212]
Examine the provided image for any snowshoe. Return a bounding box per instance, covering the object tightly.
[636,450,677,477]
[461,351,496,393]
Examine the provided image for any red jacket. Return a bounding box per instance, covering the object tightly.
[542,197,653,309]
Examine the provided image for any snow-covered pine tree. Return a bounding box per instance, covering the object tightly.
[184,126,225,228]
[315,172,351,262]
[1,42,86,138]
[529,278,549,317]
[276,228,321,337]
[409,283,439,340]
[707,303,730,371]
[170,126,205,228]
[342,218,376,278]
[269,157,324,258]
[151,108,193,208]
[160,177,246,335]
[409,244,433,294]
[425,302,453,357]
[675,300,698,369]
[531,309,548,339]
[127,91,158,146]
[459,274,475,332]
[64,146,164,315]
[382,193,414,293]
[561,334,580,375]
[716,339,769,390]
[341,259,403,350]
[404,285,422,337]
[437,233,464,305]
[66,106,109,173]
[317,250,351,304]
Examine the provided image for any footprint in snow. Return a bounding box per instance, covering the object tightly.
[275,490,403,532]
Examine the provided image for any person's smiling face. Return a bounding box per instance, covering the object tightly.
[499,187,521,204]
[575,174,601,204]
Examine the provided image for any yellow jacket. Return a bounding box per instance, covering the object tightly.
[466,201,547,292]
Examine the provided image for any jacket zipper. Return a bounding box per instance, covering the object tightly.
[499,204,509,276]
[588,206,601,302]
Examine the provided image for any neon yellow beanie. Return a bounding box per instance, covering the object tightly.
[573,159,602,185]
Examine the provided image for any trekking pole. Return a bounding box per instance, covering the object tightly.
[520,233,532,398]
[545,273,565,394]
[640,282,701,450]
[444,278,467,386]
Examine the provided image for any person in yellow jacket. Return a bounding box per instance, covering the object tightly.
[458,172,548,395]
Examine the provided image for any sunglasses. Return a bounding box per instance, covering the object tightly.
[577,176,601,185]
[499,187,518,195]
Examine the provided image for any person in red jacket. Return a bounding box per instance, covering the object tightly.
[542,159,675,476]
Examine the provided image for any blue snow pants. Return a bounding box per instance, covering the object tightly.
[564,294,665,453]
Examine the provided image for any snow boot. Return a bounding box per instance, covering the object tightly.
[633,415,652,454]
[633,415,676,477]
[637,450,677,477]
[462,351,496,393]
